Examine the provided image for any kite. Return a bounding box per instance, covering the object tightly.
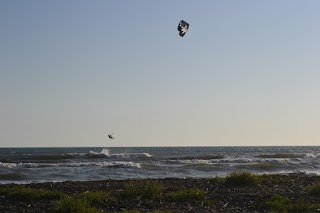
[178,20,189,37]
[108,133,114,140]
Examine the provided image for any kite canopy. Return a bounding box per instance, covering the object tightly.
[178,20,189,37]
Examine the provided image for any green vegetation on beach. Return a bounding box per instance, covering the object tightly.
[122,180,162,200]
[308,181,320,197]
[265,194,318,212]
[0,185,63,200]
[224,171,260,186]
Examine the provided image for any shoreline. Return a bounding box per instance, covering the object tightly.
[1,173,320,212]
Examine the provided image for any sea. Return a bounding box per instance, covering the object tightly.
[0,146,320,184]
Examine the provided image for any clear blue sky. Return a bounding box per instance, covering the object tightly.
[1,1,320,147]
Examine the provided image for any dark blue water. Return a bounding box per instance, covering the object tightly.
[0,146,320,184]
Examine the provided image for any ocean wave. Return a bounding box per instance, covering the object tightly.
[0,154,74,163]
[103,161,142,168]
[0,162,17,168]
[86,149,153,160]
[86,148,110,158]
[54,161,141,168]
[168,155,224,161]
[1,148,153,163]
[176,159,211,165]
[109,153,153,160]
[0,161,141,169]
[65,161,142,168]
[165,157,303,169]
[235,163,280,171]
[0,172,25,180]
[218,157,253,164]
[305,153,320,159]
[303,170,320,176]
[255,153,305,159]
[167,157,254,165]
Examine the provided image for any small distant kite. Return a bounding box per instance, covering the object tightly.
[108,133,114,140]
[178,20,189,37]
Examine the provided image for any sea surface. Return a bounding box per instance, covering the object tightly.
[0,146,320,184]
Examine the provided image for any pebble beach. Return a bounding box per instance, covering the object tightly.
[1,173,320,212]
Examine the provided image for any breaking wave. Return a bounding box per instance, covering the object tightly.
[168,155,224,161]
[1,149,153,163]
[255,153,305,158]
[1,146,319,183]
[0,161,141,169]
[87,149,152,160]
[305,153,320,159]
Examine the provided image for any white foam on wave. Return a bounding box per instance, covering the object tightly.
[18,162,57,168]
[217,157,253,164]
[305,153,320,158]
[169,157,255,165]
[0,161,141,169]
[133,152,152,158]
[87,149,152,159]
[0,162,17,168]
[101,149,110,155]
[62,161,141,168]
[89,148,110,156]
[303,170,320,176]
[110,152,152,159]
[170,157,296,168]
[103,161,142,168]
[177,159,211,165]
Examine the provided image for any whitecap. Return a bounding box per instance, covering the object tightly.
[305,153,320,159]
[0,162,17,168]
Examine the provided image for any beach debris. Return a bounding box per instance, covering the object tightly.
[178,20,189,37]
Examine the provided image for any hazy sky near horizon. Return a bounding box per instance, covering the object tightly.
[1,1,320,147]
